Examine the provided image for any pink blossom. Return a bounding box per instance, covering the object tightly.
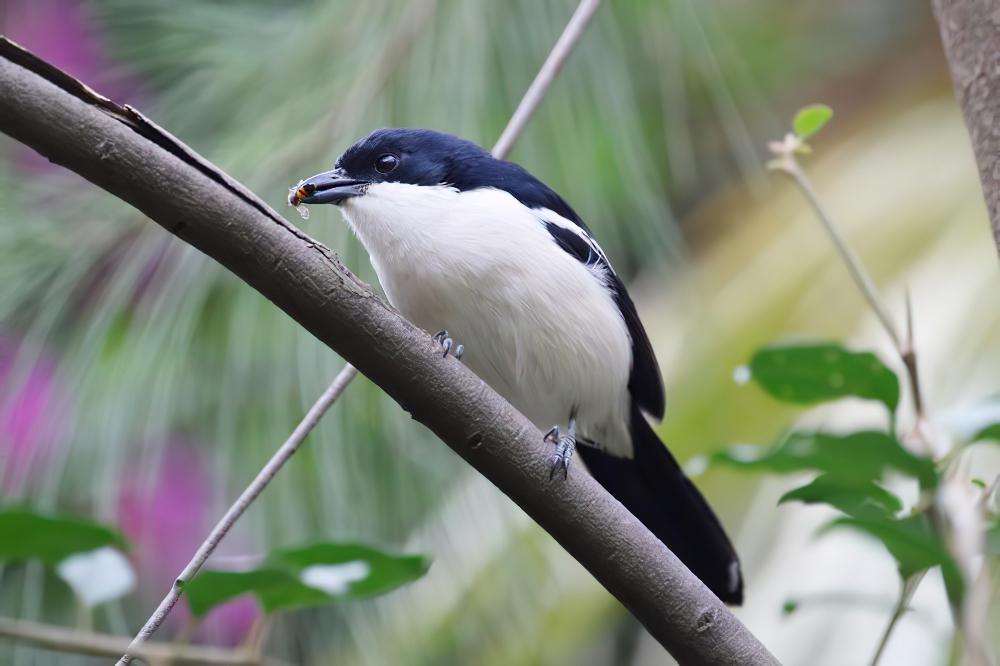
[2,0,140,173]
[0,340,59,494]
[118,444,260,645]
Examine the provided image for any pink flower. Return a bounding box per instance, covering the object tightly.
[118,443,260,645]
[0,339,59,494]
[2,0,141,173]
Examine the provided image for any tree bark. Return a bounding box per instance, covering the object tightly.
[932,0,1000,255]
[0,38,778,665]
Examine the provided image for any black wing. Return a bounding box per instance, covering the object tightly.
[538,215,665,421]
[609,272,665,420]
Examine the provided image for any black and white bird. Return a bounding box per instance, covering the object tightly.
[292,128,743,604]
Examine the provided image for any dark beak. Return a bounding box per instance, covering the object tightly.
[290,169,367,206]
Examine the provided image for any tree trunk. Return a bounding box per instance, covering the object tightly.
[933,0,1000,255]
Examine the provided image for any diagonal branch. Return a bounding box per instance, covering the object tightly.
[0,36,777,666]
[118,365,357,662]
[491,0,601,159]
[123,0,607,659]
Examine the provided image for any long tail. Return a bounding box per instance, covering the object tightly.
[576,405,744,604]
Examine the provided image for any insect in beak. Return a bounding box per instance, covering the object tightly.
[288,182,315,208]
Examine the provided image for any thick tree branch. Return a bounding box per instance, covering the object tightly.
[0,38,777,665]
[123,0,591,657]
[932,0,1000,256]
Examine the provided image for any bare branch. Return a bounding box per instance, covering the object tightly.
[116,366,357,664]
[932,0,1000,256]
[769,154,902,350]
[491,0,601,159]
[0,37,777,666]
[0,617,290,666]
[869,572,924,666]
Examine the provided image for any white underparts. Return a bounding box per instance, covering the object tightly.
[340,182,635,457]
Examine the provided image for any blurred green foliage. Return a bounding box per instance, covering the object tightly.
[0,0,981,664]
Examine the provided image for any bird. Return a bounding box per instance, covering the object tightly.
[291,128,743,604]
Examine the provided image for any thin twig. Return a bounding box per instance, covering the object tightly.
[118,1,602,662]
[116,365,357,665]
[869,572,924,666]
[491,0,601,159]
[774,156,902,349]
[0,617,291,666]
[901,289,925,420]
[771,143,993,666]
[770,149,929,455]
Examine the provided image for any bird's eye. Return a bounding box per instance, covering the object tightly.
[374,153,400,174]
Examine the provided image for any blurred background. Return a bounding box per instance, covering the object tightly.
[1,0,998,664]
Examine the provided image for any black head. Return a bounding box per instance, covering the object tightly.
[337,128,492,186]
[291,128,494,206]
[290,128,585,229]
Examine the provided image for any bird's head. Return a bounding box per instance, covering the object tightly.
[289,128,490,208]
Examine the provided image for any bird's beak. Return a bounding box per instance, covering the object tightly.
[289,169,368,206]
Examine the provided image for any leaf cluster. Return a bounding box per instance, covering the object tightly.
[717,342,995,598]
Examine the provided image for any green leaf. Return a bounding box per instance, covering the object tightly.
[972,423,1000,443]
[793,104,833,140]
[714,431,937,488]
[0,508,127,565]
[185,542,430,616]
[828,514,963,602]
[780,474,902,518]
[273,543,430,599]
[185,570,327,615]
[749,343,899,413]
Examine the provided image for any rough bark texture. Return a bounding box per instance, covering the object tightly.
[933,0,1000,254]
[0,38,778,665]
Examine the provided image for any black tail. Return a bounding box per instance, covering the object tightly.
[576,405,743,604]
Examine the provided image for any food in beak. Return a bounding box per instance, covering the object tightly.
[288,182,313,219]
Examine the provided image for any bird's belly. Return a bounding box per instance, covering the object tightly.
[376,250,634,455]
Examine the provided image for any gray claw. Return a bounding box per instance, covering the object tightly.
[545,423,576,480]
[433,329,464,361]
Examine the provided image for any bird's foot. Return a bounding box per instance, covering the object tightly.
[544,424,576,480]
[432,330,464,360]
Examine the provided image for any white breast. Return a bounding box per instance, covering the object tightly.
[340,182,634,456]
